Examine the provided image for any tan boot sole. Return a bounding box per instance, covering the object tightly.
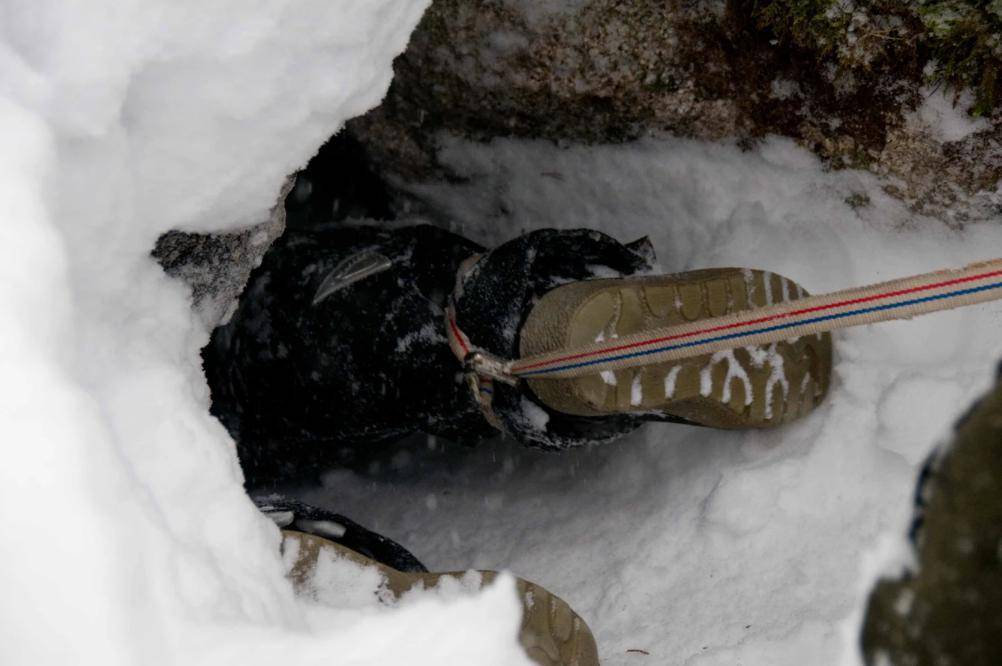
[283,531,600,666]
[519,269,832,428]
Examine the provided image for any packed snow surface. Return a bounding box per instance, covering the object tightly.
[299,135,1002,665]
[0,3,531,666]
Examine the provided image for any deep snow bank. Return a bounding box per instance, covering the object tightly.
[305,136,1002,665]
[0,3,528,665]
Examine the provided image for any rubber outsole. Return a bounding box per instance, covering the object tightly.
[283,531,600,666]
[520,268,832,428]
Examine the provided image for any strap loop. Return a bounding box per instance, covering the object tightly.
[444,256,510,430]
[463,351,517,385]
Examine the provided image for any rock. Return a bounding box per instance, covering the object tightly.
[350,1,750,179]
[878,107,1002,226]
[861,365,1002,665]
[348,0,1001,222]
[153,178,293,329]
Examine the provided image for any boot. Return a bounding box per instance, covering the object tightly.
[452,229,832,448]
[255,494,427,572]
[260,496,599,666]
[206,224,832,480]
[282,530,600,666]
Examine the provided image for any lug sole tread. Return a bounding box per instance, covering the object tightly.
[521,269,832,429]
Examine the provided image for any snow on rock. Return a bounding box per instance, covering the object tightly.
[0,3,530,665]
[914,87,991,143]
[305,135,1002,665]
[152,177,293,329]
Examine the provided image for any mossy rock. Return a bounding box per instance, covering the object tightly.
[347,0,999,222]
[750,0,1002,116]
[918,0,1002,117]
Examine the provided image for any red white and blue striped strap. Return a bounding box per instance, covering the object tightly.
[447,258,1002,383]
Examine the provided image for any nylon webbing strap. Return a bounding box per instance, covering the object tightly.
[507,258,1002,380]
[447,258,1002,386]
[445,255,508,431]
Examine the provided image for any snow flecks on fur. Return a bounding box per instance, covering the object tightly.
[395,322,445,352]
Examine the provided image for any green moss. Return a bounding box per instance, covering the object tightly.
[747,0,1002,113]
[750,0,849,57]
[918,1,1002,116]
[844,191,871,209]
[747,0,909,70]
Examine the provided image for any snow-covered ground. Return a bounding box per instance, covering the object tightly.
[296,135,1002,665]
[0,3,531,665]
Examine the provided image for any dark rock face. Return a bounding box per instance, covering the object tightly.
[861,368,1002,665]
[349,0,1001,223]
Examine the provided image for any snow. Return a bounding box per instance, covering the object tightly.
[700,350,754,406]
[630,374,643,406]
[519,396,552,430]
[759,345,789,421]
[302,135,1002,665]
[914,86,991,142]
[876,375,966,466]
[664,365,683,398]
[0,3,531,666]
